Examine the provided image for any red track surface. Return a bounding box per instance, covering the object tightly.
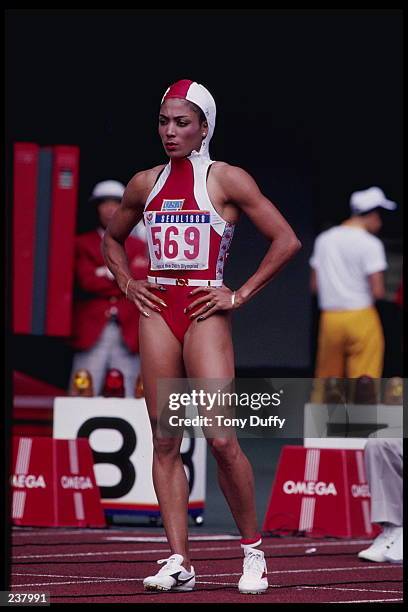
[11,528,403,604]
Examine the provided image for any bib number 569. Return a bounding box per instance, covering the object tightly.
[151,226,199,260]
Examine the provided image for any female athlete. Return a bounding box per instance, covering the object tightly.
[103,79,301,594]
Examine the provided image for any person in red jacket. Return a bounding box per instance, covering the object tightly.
[69,180,148,396]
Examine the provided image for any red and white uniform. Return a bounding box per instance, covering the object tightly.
[144,153,235,342]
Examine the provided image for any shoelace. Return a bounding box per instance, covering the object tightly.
[156,556,181,575]
[243,552,265,577]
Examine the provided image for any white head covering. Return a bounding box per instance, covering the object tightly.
[161,79,216,159]
[350,186,397,214]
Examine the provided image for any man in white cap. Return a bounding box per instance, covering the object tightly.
[309,186,397,384]
[69,180,148,396]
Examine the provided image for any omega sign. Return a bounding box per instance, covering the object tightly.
[12,474,94,490]
[12,475,46,489]
[60,476,94,490]
[351,484,370,498]
[283,480,338,496]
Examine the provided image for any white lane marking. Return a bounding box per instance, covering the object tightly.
[12,564,402,588]
[106,535,241,542]
[298,586,403,594]
[13,547,209,559]
[12,529,125,536]
[195,581,238,587]
[198,565,401,577]
[12,578,144,587]
[326,598,403,603]
[13,539,377,559]
[13,572,123,580]
[12,528,373,546]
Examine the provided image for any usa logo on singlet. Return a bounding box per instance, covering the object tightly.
[162,199,184,211]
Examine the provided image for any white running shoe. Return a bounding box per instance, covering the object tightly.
[358,525,400,562]
[143,554,195,591]
[238,547,268,594]
[384,527,403,563]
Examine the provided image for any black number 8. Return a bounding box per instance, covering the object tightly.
[77,417,136,498]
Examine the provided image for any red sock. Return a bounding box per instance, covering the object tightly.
[240,533,262,549]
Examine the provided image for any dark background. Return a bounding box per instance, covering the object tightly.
[6,9,403,387]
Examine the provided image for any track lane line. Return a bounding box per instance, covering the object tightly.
[325,598,403,603]
[297,586,403,594]
[12,563,402,588]
[12,541,380,560]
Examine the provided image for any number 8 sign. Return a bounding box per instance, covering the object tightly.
[53,397,206,518]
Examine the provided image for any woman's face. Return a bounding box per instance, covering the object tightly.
[159,98,206,158]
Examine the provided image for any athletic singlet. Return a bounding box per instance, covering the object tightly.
[143,152,235,342]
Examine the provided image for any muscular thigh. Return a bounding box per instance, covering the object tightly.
[139,312,185,422]
[183,312,236,439]
[183,312,235,378]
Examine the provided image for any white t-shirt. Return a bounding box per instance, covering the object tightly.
[309,225,387,310]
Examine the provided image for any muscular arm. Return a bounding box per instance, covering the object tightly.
[220,165,302,306]
[103,170,151,293]
[368,271,385,301]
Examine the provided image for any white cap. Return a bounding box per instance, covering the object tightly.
[161,79,216,159]
[89,180,125,202]
[350,186,397,214]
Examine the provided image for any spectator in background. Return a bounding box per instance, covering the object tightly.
[310,187,397,388]
[69,180,148,396]
[358,438,403,563]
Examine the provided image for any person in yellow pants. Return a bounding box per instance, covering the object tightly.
[310,186,397,401]
[315,307,384,379]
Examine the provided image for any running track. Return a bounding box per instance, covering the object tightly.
[11,528,403,604]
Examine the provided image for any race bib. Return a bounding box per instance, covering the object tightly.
[144,210,210,271]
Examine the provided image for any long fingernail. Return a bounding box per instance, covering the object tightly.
[143,311,150,317]
[184,308,188,314]
[160,301,167,307]
[190,313,196,318]
[155,307,162,312]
